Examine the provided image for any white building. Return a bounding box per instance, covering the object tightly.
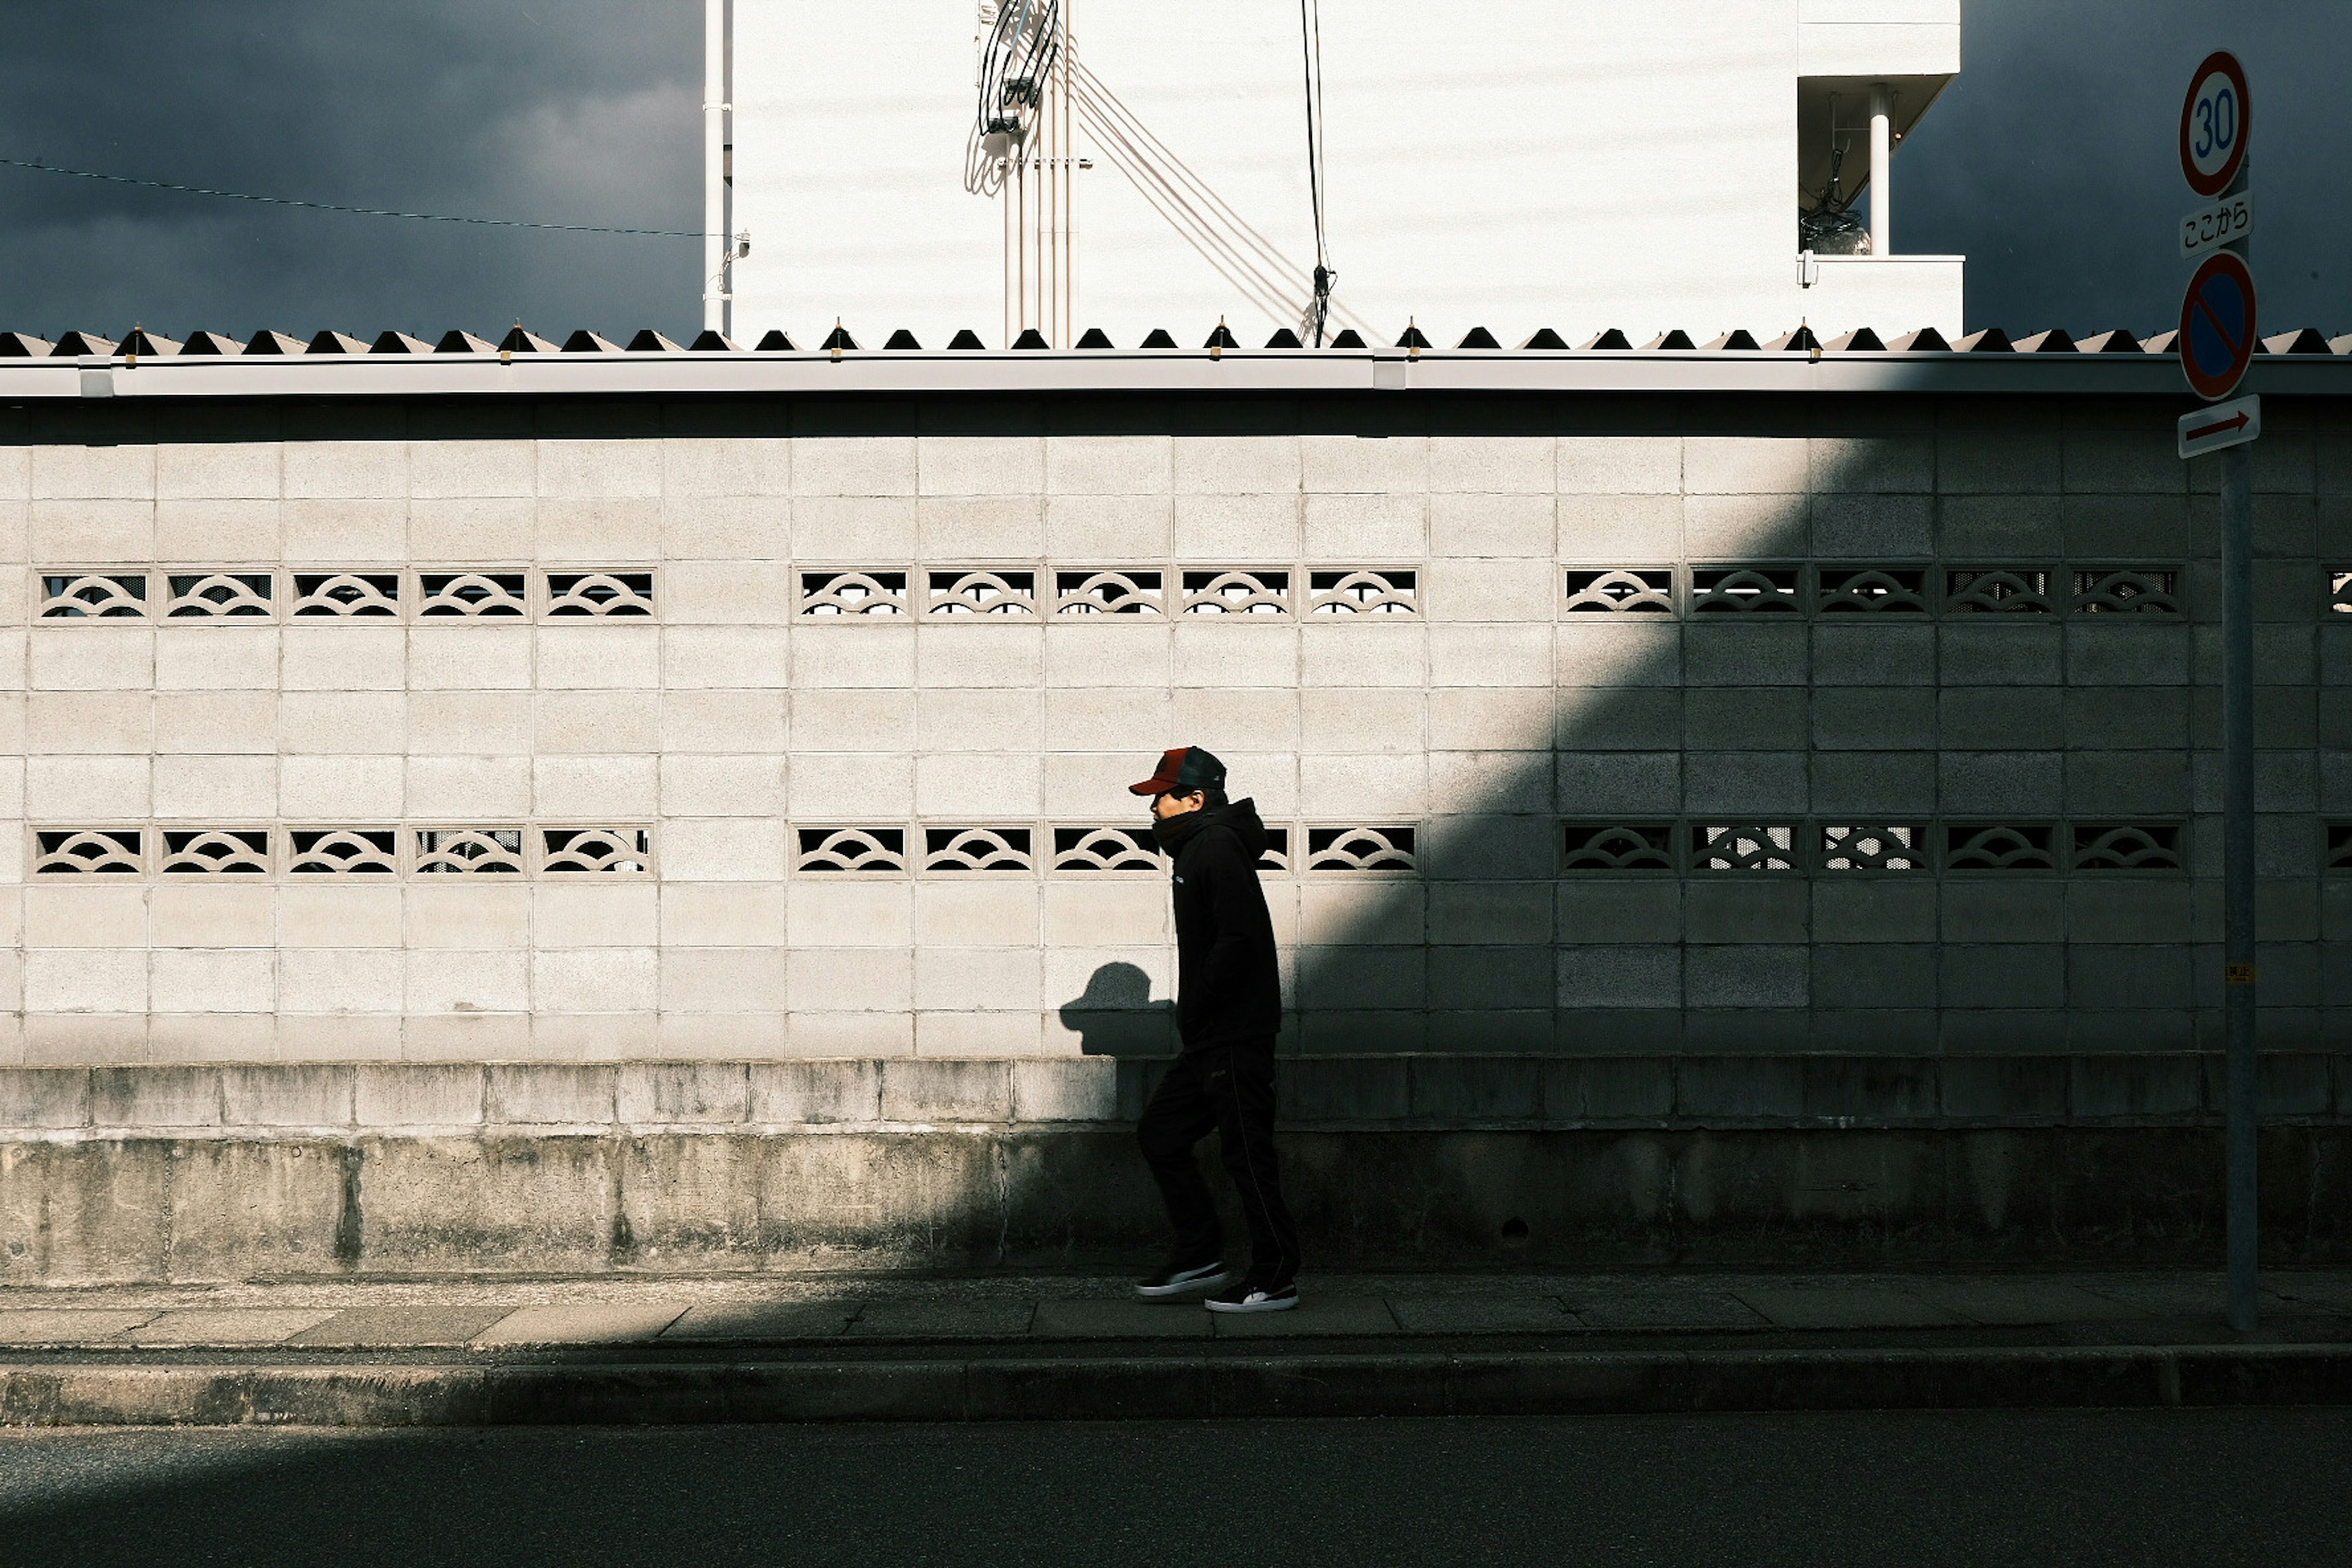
[725,0,1963,349]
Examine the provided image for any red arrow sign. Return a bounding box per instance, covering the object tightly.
[2184,410,2250,443]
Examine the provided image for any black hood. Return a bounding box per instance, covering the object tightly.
[1156,797,1268,859]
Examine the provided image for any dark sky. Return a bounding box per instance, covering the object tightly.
[0,0,2342,344]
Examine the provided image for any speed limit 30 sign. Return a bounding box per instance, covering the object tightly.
[2180,50,2249,197]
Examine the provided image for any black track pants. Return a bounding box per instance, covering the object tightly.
[1136,1037,1301,1286]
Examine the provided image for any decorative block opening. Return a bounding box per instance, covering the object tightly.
[922,826,1035,873]
[2069,568,2181,615]
[795,827,908,873]
[926,569,1038,617]
[1055,568,1165,616]
[40,572,148,619]
[1820,824,1926,870]
[160,829,271,874]
[289,829,398,874]
[1817,566,1929,614]
[418,573,529,618]
[1180,568,1290,615]
[545,571,656,617]
[1563,568,1674,614]
[1945,568,2056,614]
[1308,569,1418,616]
[165,572,273,619]
[34,829,142,874]
[1943,823,2059,870]
[415,828,527,873]
[292,573,400,617]
[1050,826,1160,872]
[1305,826,1416,872]
[799,570,909,617]
[2070,823,2184,872]
[541,827,654,873]
[1695,823,1798,871]
[1691,566,1800,612]
[1560,823,1675,870]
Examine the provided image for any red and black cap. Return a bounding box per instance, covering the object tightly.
[1128,745,1227,797]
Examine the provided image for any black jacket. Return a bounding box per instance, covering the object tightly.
[1162,799,1283,1048]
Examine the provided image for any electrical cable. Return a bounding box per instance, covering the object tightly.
[1298,0,1334,345]
[0,156,706,238]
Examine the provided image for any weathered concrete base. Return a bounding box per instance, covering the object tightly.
[4,1125,2350,1284]
[9,1343,2352,1427]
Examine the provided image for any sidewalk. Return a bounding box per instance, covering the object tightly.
[6,1269,2352,1425]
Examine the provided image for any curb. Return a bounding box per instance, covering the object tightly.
[6,1344,2352,1426]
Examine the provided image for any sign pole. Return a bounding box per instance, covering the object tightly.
[2221,431,2257,1333]
[2176,50,2258,1332]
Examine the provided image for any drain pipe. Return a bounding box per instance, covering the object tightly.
[703,0,728,333]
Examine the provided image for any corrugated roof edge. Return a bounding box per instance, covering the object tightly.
[6,329,2349,398]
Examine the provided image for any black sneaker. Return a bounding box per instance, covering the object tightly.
[1134,1259,1232,1300]
[1205,1280,1299,1314]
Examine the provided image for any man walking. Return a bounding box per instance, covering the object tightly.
[1128,745,1302,1313]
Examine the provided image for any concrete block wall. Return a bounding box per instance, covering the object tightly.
[0,391,2345,1083]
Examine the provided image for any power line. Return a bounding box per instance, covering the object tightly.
[1297,0,1335,346]
[0,156,705,238]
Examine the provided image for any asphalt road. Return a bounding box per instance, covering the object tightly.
[2,1409,2347,1567]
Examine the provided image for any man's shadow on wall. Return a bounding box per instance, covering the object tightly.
[1059,962,1177,1058]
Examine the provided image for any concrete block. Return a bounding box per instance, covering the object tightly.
[1406,1055,1539,1121]
[1432,492,1553,556]
[1556,881,1680,944]
[2067,883,2193,944]
[1939,1056,2069,1120]
[1683,622,1807,685]
[1683,880,1808,943]
[1684,946,1808,1009]
[1683,687,1804,751]
[90,1066,221,1128]
[1941,946,2067,1009]
[748,1060,882,1124]
[1556,435,1679,494]
[1814,687,1936,750]
[1278,1057,1409,1121]
[1428,946,1552,1011]
[163,1139,345,1281]
[0,1068,90,1129]
[1811,752,1936,815]
[1939,750,2064,813]
[1813,624,1934,686]
[1551,616,1684,696]
[2068,625,2192,686]
[1811,494,1933,556]
[1940,880,2065,943]
[1941,687,2063,750]
[222,1065,354,1128]
[1011,1058,1118,1121]
[1552,1056,1674,1121]
[1812,945,1937,1010]
[1558,946,1679,1008]
[1301,433,1425,494]
[354,1066,484,1128]
[1430,623,1552,688]
[880,1058,1009,1122]
[1800,1056,1939,1122]
[1684,494,1806,557]
[1555,750,1678,815]
[1938,429,2060,495]
[2068,1055,2202,1119]
[1938,624,2062,686]
[486,1065,617,1126]
[1811,434,1934,494]
[1684,436,1807,494]
[1811,880,1938,943]
[1676,1057,1803,1120]
[475,1304,689,1345]
[1297,945,1426,1010]
[618,1062,750,1125]
[1683,750,1807,815]
[791,435,918,497]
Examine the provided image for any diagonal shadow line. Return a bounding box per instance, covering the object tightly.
[1068,59,1374,339]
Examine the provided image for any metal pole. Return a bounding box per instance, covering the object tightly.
[2222,434,2258,1332]
[702,0,726,333]
[1867,83,1891,256]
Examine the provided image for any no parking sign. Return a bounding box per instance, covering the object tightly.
[2176,51,2256,408]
